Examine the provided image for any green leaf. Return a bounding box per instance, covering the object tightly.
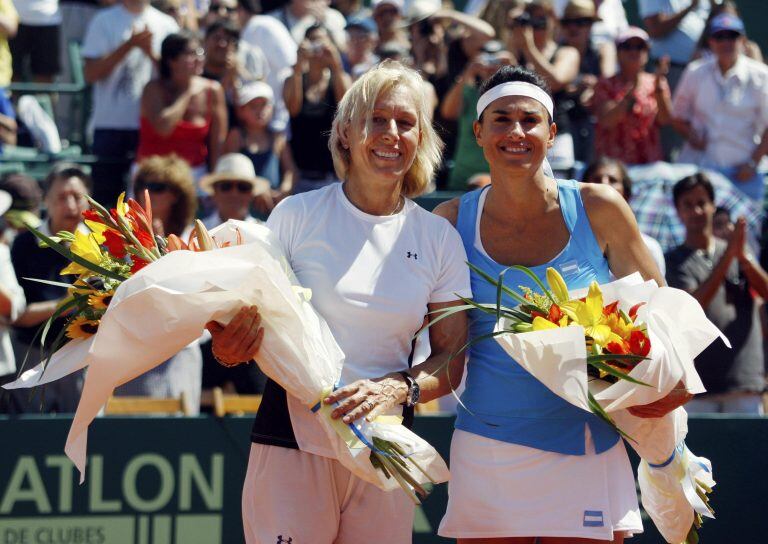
[25,224,128,282]
[467,262,531,307]
[22,277,81,290]
[40,295,88,350]
[588,391,636,443]
[587,358,652,386]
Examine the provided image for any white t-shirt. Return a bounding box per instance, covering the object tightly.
[267,5,347,50]
[81,5,178,130]
[266,183,471,457]
[15,0,61,26]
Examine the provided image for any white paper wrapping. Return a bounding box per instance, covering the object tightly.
[493,273,725,543]
[3,220,448,490]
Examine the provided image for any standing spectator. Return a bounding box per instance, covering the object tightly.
[558,0,614,163]
[343,16,377,80]
[672,13,768,204]
[693,1,762,63]
[407,6,448,81]
[116,155,203,415]
[593,27,672,165]
[238,0,296,132]
[9,164,90,413]
[225,81,296,201]
[0,0,17,89]
[200,0,237,29]
[582,157,666,276]
[10,0,62,82]
[667,173,767,414]
[137,32,227,185]
[268,0,347,51]
[553,0,628,45]
[638,0,709,89]
[82,0,178,206]
[371,0,408,50]
[284,24,350,193]
[508,0,580,172]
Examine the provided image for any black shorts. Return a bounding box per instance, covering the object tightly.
[10,23,61,78]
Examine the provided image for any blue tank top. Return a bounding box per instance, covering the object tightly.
[455,179,619,455]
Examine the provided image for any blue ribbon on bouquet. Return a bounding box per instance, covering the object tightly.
[647,441,710,473]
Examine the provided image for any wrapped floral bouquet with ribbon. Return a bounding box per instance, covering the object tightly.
[3,193,448,502]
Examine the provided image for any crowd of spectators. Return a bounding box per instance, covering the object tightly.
[0,0,767,416]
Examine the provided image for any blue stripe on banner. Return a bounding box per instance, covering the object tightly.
[583,510,604,528]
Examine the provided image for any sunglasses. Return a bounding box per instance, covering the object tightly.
[210,3,235,13]
[711,31,741,42]
[512,15,549,30]
[215,181,253,193]
[562,17,593,27]
[618,42,648,51]
[138,182,172,193]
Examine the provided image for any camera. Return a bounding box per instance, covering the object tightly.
[512,12,548,30]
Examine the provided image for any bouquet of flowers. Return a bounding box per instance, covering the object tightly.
[441,265,725,544]
[4,194,448,503]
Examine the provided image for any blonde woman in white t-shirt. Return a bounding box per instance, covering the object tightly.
[206,61,472,544]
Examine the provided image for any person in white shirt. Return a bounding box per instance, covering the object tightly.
[10,0,62,82]
[200,152,269,229]
[82,0,178,206]
[207,61,471,544]
[672,13,768,204]
[268,0,347,51]
[237,0,296,132]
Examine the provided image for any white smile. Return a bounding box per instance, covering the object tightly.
[499,143,532,154]
[373,149,401,159]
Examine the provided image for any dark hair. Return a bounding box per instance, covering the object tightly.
[714,206,731,219]
[205,19,240,41]
[160,32,197,79]
[581,157,632,199]
[305,22,328,40]
[477,65,552,123]
[0,172,42,211]
[673,172,715,207]
[43,163,92,196]
[237,0,260,15]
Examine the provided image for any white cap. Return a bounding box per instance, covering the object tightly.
[372,0,404,13]
[200,153,270,196]
[237,81,274,107]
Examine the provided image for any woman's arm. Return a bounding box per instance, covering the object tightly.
[207,81,228,169]
[140,80,194,137]
[223,127,242,154]
[283,69,304,118]
[275,133,297,196]
[522,37,580,92]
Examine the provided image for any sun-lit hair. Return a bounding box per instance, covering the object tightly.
[133,154,197,237]
[329,60,443,198]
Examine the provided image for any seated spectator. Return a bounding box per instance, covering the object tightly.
[9,164,91,413]
[116,155,203,414]
[672,14,768,204]
[441,42,513,190]
[582,157,666,276]
[0,189,25,413]
[224,81,297,202]
[0,89,15,150]
[284,24,350,194]
[201,19,268,126]
[10,0,61,83]
[237,0,296,132]
[593,27,672,165]
[343,16,378,80]
[508,0,580,171]
[666,173,767,414]
[694,1,762,63]
[137,32,227,185]
[558,0,615,163]
[200,152,269,228]
[82,0,179,206]
[371,0,408,50]
[0,0,17,89]
[268,0,347,51]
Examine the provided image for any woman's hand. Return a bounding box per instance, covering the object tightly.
[323,374,408,423]
[627,381,693,418]
[205,305,264,367]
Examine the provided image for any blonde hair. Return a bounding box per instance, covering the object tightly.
[329,60,443,198]
[133,154,197,236]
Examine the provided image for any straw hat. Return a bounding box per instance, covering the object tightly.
[200,153,270,196]
[562,0,601,22]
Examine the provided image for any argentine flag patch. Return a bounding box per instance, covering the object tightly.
[583,510,604,527]
[559,260,580,277]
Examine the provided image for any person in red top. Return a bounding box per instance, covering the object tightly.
[593,27,672,165]
[137,32,227,183]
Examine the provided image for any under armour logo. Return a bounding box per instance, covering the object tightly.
[276,536,293,544]
[407,251,418,260]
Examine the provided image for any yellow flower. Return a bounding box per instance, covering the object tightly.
[88,290,114,310]
[116,192,129,218]
[84,219,107,244]
[546,267,570,303]
[60,230,105,276]
[604,312,633,340]
[559,281,614,347]
[532,316,560,331]
[65,316,100,339]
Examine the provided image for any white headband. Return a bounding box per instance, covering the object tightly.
[476,81,554,120]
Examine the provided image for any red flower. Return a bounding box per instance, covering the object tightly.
[548,303,564,323]
[130,256,149,274]
[628,330,651,357]
[629,302,646,321]
[82,209,103,223]
[603,300,620,317]
[606,341,629,355]
[530,310,547,320]
[135,228,155,250]
[103,229,127,258]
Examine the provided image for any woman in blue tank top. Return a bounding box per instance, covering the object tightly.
[435,66,690,543]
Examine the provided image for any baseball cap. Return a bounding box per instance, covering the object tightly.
[237,81,274,107]
[709,13,745,35]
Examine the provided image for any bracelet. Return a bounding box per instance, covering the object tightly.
[212,349,244,368]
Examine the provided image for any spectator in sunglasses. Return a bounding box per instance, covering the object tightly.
[593,27,672,165]
[693,0,762,62]
[200,152,269,229]
[672,13,768,205]
[203,0,238,28]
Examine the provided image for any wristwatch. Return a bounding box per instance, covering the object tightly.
[398,371,420,408]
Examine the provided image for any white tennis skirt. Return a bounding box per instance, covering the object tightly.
[439,429,643,540]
